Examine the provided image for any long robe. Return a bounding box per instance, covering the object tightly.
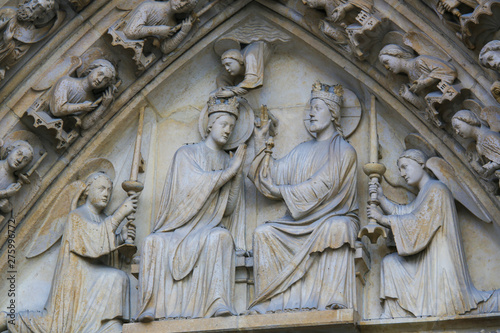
[49,76,95,117]
[137,142,244,319]
[8,206,130,333]
[248,133,359,313]
[380,179,492,318]
[123,1,175,40]
[408,56,457,87]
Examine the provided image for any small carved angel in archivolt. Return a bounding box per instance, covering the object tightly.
[452,100,500,196]
[378,31,461,128]
[26,49,120,150]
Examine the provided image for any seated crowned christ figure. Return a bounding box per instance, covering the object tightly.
[248,81,360,313]
[136,97,247,322]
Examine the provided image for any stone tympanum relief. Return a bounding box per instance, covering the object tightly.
[213,17,290,98]
[452,104,500,196]
[0,170,136,332]
[302,0,389,59]
[0,131,45,234]
[27,51,119,150]
[367,148,499,318]
[0,0,65,81]
[378,37,459,128]
[480,40,500,103]
[248,82,359,313]
[136,97,248,322]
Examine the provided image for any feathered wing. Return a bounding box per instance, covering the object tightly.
[403,31,452,61]
[481,105,500,133]
[26,180,86,258]
[426,157,492,223]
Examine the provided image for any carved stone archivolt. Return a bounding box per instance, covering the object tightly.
[0,0,65,81]
[26,48,119,150]
[1,1,500,332]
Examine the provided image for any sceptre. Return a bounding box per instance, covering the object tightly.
[358,95,387,243]
[118,106,145,258]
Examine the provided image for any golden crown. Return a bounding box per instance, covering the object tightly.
[208,97,239,119]
[311,80,343,106]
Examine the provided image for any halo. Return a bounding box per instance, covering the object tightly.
[198,97,254,151]
[303,88,362,138]
[214,37,241,57]
[1,130,46,172]
[404,133,437,158]
[74,158,116,184]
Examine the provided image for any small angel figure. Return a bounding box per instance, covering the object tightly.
[0,140,33,222]
[379,44,457,100]
[379,43,458,126]
[302,0,373,47]
[49,59,118,130]
[452,109,500,185]
[215,42,271,98]
[122,0,197,56]
[479,40,500,103]
[0,171,137,332]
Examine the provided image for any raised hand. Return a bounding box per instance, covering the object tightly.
[228,144,247,176]
[6,182,22,196]
[101,88,115,108]
[368,179,383,199]
[116,193,139,221]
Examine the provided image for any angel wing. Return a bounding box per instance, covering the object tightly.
[31,56,82,92]
[403,31,452,61]
[480,105,500,132]
[426,156,492,222]
[26,180,86,258]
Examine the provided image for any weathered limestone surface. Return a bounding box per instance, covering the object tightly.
[0,0,500,332]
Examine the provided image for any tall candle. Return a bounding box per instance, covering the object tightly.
[369,95,378,163]
[130,106,145,181]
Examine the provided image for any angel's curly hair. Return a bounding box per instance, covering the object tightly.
[379,44,414,60]
[81,172,113,202]
[479,40,500,68]
[81,59,116,81]
[397,149,427,167]
[452,110,481,127]
[3,140,34,162]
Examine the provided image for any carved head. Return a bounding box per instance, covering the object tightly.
[452,110,481,139]
[17,0,56,23]
[397,149,428,186]
[5,140,34,172]
[310,81,344,136]
[479,40,500,71]
[83,172,113,211]
[379,44,413,73]
[170,0,198,14]
[206,97,238,146]
[221,49,244,76]
[84,59,116,90]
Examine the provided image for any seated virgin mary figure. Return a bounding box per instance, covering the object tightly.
[136,97,247,322]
